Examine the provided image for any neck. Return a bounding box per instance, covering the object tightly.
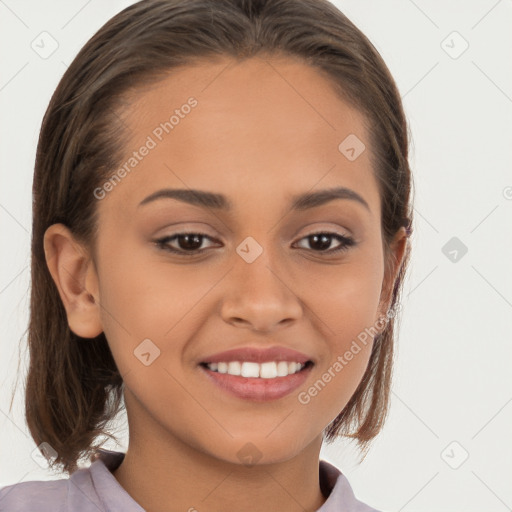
[112,392,327,512]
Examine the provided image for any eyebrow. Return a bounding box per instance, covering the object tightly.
[138,186,370,213]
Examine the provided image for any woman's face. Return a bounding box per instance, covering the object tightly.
[84,56,405,464]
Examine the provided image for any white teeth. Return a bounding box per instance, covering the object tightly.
[241,362,260,378]
[288,362,298,374]
[260,362,277,379]
[276,361,289,376]
[228,361,241,376]
[205,360,306,378]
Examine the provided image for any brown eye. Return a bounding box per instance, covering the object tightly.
[294,232,355,254]
[155,232,220,256]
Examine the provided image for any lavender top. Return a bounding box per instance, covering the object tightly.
[0,450,382,511]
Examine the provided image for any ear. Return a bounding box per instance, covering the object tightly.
[375,226,409,330]
[43,223,103,338]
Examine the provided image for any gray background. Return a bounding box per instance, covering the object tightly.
[1,1,511,510]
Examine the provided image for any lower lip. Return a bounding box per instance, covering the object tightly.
[199,364,313,402]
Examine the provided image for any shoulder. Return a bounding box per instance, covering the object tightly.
[0,464,105,512]
[319,459,384,512]
[0,478,68,511]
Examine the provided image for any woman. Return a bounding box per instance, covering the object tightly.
[0,0,413,510]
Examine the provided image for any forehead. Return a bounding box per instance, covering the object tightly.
[100,56,380,218]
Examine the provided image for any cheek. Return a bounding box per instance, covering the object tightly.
[312,336,374,418]
[296,252,383,416]
[95,245,220,373]
[298,276,379,425]
[299,246,384,339]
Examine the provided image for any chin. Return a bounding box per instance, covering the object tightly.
[209,437,306,467]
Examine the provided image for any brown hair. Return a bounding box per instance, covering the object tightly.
[19,0,414,474]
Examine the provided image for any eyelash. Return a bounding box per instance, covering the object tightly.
[154,231,356,257]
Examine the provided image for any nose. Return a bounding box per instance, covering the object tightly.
[220,248,303,332]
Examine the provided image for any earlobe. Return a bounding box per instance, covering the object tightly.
[43,223,103,339]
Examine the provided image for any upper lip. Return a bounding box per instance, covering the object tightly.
[199,346,314,365]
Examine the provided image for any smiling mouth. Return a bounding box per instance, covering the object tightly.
[199,360,314,378]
